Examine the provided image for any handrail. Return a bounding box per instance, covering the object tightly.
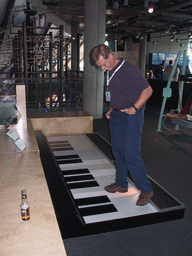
[157,50,183,132]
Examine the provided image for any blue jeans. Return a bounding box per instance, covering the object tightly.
[109,107,152,193]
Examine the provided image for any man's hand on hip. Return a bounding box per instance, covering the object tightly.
[120,107,136,115]
[105,109,113,119]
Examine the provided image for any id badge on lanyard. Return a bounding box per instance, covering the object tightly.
[105,89,111,102]
[105,59,125,102]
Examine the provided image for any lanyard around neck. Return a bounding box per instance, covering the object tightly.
[107,59,125,86]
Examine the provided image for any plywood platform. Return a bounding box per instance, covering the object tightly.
[29,111,93,136]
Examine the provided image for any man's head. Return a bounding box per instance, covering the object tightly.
[169,60,173,65]
[90,44,118,71]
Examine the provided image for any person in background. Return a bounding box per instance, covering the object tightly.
[159,60,165,80]
[165,60,173,80]
[90,44,154,206]
[45,94,59,108]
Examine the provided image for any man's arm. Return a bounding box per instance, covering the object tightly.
[133,85,153,110]
[105,106,113,119]
[121,86,153,115]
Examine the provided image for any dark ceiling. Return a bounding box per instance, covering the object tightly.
[43,0,192,40]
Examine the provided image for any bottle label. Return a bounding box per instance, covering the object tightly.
[21,207,30,221]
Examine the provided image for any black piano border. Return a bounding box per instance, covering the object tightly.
[35,131,185,240]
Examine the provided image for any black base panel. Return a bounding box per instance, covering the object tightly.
[35,131,185,240]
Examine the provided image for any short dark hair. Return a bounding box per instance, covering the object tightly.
[90,44,112,65]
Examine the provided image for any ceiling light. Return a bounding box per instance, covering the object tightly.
[148,7,154,13]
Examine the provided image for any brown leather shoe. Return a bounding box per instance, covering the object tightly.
[104,183,128,193]
[136,191,154,206]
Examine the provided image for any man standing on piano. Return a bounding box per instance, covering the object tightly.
[90,44,153,206]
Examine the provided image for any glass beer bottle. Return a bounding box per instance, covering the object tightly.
[20,190,30,221]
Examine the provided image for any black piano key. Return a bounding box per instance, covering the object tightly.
[52,147,74,151]
[55,154,80,160]
[78,204,118,217]
[49,140,69,144]
[75,196,111,206]
[61,169,90,176]
[68,180,99,189]
[57,159,83,164]
[50,145,71,148]
[65,174,94,182]
[50,146,71,150]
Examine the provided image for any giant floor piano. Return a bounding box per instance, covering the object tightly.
[36,131,185,239]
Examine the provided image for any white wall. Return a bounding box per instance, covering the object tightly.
[114,38,139,66]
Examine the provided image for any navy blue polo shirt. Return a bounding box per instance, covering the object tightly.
[108,59,150,109]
